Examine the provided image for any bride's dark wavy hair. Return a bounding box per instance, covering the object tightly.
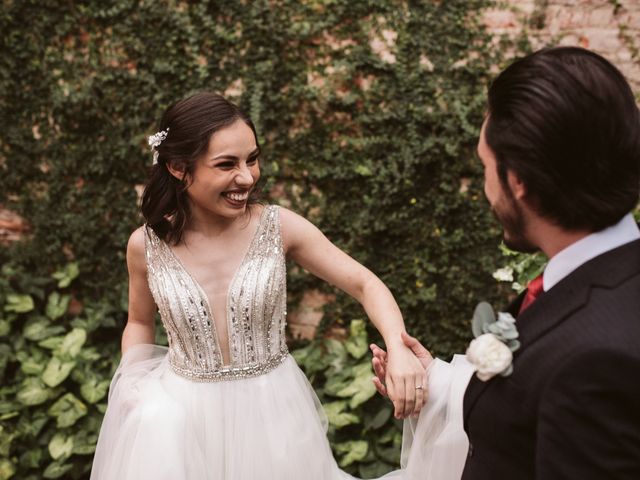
[141,92,260,244]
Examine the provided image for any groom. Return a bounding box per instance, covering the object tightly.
[372,47,640,478]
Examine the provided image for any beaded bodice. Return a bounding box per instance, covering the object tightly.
[143,205,288,381]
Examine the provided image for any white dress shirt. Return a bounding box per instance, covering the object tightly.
[543,213,640,292]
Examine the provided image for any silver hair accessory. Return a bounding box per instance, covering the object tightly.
[147,127,170,165]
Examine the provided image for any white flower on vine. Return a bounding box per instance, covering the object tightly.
[492,266,514,283]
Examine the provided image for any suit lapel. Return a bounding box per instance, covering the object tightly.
[463,238,640,424]
[517,238,640,348]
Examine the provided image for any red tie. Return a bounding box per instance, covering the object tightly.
[519,274,544,314]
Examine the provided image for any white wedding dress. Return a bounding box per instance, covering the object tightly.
[90,205,474,480]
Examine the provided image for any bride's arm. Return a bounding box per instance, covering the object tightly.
[121,227,157,354]
[279,207,428,419]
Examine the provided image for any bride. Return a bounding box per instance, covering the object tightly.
[90,92,471,480]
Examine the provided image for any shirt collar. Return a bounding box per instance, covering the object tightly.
[543,213,640,291]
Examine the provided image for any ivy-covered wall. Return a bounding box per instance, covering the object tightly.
[0,1,511,478]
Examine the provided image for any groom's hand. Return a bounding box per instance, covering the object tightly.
[370,332,432,400]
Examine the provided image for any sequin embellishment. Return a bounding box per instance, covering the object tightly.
[143,206,288,382]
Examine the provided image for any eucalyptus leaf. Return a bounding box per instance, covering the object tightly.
[471,302,496,338]
[508,340,521,352]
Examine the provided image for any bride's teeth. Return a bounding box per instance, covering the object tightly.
[226,192,248,201]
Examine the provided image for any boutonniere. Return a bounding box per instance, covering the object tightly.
[466,302,520,381]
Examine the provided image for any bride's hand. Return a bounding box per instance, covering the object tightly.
[384,335,430,419]
[370,332,432,418]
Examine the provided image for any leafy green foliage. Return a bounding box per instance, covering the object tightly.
[0,263,121,479]
[293,320,402,477]
[0,0,518,477]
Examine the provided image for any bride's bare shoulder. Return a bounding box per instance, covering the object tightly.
[126,226,147,269]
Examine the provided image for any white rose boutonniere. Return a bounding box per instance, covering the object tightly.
[465,302,520,381]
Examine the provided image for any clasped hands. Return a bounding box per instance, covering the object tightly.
[370,332,433,419]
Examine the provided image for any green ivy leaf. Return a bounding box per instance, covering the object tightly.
[354,164,373,176]
[0,458,16,480]
[23,317,65,342]
[45,293,70,321]
[80,379,110,404]
[0,425,15,457]
[334,363,377,409]
[48,433,74,461]
[376,443,402,463]
[43,460,73,479]
[18,448,42,469]
[42,357,76,387]
[48,393,88,428]
[4,294,34,313]
[16,413,48,437]
[335,440,368,467]
[323,400,360,428]
[358,461,394,478]
[16,378,50,406]
[0,319,9,337]
[52,263,79,288]
[344,319,368,359]
[364,407,392,430]
[38,336,64,350]
[19,355,45,375]
[57,328,86,358]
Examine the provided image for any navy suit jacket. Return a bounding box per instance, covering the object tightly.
[462,239,640,479]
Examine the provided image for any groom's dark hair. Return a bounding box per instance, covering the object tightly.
[486,47,640,232]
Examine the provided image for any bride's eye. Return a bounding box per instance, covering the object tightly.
[216,161,235,170]
[247,156,259,165]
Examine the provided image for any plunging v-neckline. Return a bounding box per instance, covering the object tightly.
[163,207,268,366]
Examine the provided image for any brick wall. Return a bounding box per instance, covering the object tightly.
[484,0,640,93]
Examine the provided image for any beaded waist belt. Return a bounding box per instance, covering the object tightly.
[169,348,290,382]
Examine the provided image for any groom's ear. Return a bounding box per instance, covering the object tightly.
[507,170,527,200]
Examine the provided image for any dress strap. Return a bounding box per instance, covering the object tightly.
[142,224,163,275]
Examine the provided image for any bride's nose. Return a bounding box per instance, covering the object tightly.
[235,164,254,186]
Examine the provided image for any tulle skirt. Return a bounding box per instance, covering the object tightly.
[90,345,473,480]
